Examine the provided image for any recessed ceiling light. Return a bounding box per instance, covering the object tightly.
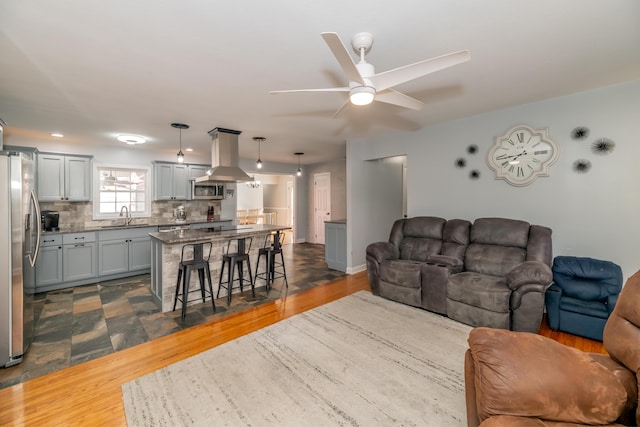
[117,134,146,145]
[185,148,193,152]
[51,133,64,138]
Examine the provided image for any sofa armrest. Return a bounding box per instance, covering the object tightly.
[505,261,552,291]
[545,283,562,330]
[426,254,463,269]
[365,241,399,264]
[467,327,628,425]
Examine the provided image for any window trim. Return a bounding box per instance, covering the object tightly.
[92,163,152,220]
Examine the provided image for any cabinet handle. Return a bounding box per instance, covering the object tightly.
[58,246,62,249]
[44,239,55,243]
[75,237,85,240]
[74,243,85,247]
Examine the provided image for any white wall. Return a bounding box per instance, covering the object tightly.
[348,80,640,280]
[236,181,264,210]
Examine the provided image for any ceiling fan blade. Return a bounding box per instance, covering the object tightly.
[270,87,349,94]
[371,50,470,91]
[320,32,365,85]
[332,99,351,118]
[375,89,424,110]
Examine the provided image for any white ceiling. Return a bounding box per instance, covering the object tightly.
[1,1,639,167]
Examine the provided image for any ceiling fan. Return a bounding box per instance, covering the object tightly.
[270,32,470,117]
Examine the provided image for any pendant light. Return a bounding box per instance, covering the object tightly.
[171,123,189,163]
[294,152,304,177]
[253,137,266,169]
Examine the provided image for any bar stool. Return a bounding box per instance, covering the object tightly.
[254,231,288,292]
[173,242,215,320]
[218,237,254,304]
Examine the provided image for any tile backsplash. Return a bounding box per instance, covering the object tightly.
[40,200,223,229]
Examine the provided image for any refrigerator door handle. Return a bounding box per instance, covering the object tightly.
[28,190,41,267]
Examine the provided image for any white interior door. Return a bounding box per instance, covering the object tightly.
[314,173,331,244]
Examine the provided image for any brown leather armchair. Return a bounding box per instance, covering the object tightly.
[464,269,640,426]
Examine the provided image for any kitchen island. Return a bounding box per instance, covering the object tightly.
[149,224,290,312]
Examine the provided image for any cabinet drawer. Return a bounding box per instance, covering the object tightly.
[40,234,63,247]
[63,231,96,244]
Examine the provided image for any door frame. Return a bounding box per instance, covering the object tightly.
[313,172,331,244]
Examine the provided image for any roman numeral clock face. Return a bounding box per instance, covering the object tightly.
[487,125,560,186]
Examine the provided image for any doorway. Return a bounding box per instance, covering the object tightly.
[236,173,295,242]
[313,172,331,244]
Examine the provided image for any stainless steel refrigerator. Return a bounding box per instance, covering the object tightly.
[0,150,41,367]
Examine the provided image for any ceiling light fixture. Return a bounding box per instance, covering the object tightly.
[349,85,375,106]
[50,132,64,138]
[294,152,304,177]
[246,175,261,189]
[253,137,266,170]
[117,134,146,145]
[171,123,189,164]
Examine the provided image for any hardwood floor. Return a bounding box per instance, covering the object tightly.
[0,272,604,426]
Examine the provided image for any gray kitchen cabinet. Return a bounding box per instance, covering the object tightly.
[129,236,152,271]
[153,162,189,200]
[35,235,63,289]
[98,227,154,276]
[98,239,128,276]
[38,153,92,202]
[325,220,347,272]
[188,164,210,179]
[63,232,97,282]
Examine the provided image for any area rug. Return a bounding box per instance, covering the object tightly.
[121,291,472,426]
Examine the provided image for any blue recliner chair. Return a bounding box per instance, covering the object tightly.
[545,256,623,341]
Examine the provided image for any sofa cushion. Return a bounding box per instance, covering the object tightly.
[403,216,446,238]
[398,216,446,261]
[447,272,510,313]
[553,257,623,301]
[465,244,526,277]
[471,217,530,248]
[379,260,422,288]
[468,327,627,425]
[399,237,443,262]
[441,219,471,259]
[560,296,609,318]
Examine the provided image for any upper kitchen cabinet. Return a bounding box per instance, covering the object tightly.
[153,161,189,200]
[37,153,92,202]
[188,164,210,179]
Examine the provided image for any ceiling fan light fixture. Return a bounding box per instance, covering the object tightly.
[349,86,375,106]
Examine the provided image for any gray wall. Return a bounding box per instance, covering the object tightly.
[347,80,640,280]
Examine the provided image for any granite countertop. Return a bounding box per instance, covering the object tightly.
[149,224,291,245]
[42,218,233,235]
[324,219,346,224]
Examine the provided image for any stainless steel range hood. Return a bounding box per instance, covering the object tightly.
[195,127,253,183]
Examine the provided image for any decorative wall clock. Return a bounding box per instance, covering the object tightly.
[487,125,560,186]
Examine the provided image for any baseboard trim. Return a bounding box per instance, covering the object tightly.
[347,264,366,274]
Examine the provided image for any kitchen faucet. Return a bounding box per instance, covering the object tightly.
[119,205,131,226]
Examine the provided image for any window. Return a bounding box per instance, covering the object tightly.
[93,165,151,219]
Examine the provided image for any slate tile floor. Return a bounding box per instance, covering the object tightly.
[0,243,346,389]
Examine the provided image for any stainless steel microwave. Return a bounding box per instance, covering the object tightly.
[190,180,224,200]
